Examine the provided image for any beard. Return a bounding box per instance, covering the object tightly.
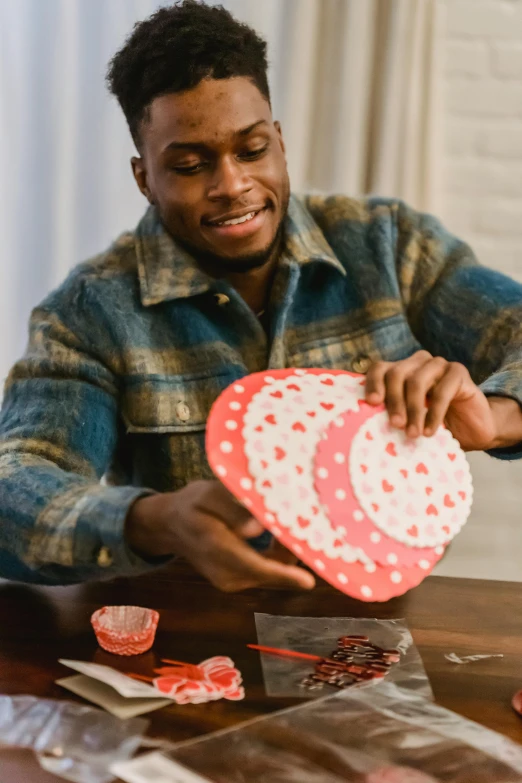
[177,221,284,274]
[172,187,290,275]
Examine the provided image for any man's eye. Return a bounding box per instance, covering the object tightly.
[239,145,268,160]
[172,162,206,175]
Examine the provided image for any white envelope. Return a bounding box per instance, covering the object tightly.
[56,659,173,719]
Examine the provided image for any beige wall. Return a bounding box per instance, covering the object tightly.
[434,0,522,581]
[441,0,522,283]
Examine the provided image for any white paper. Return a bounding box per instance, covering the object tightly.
[58,659,162,699]
[111,751,212,783]
[57,675,172,719]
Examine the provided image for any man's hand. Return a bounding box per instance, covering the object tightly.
[365,350,522,451]
[126,480,315,593]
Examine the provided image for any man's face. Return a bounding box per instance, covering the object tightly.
[132,77,290,272]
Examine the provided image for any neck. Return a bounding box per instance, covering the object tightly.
[224,250,280,314]
[194,231,284,314]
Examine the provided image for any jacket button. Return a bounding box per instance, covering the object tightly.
[176,401,191,422]
[214,293,230,306]
[97,546,113,568]
[351,355,372,374]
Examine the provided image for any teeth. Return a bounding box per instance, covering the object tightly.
[218,211,256,226]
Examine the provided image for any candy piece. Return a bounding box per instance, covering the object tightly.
[300,635,401,692]
[153,656,244,704]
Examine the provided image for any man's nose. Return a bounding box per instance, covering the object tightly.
[207,156,252,201]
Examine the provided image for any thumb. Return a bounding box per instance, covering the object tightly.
[236,516,265,539]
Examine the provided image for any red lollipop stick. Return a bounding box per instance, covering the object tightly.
[247,644,322,661]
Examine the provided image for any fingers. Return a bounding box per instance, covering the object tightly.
[365,361,392,405]
[365,352,473,438]
[194,480,264,538]
[265,538,299,566]
[365,352,432,422]
[424,363,470,435]
[238,520,266,538]
[403,356,447,437]
[383,352,433,431]
[196,519,315,592]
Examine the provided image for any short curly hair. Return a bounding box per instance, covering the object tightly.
[106,0,270,146]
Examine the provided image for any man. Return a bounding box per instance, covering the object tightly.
[1,1,522,592]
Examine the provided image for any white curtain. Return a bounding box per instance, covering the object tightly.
[274,0,444,210]
[0,0,443,386]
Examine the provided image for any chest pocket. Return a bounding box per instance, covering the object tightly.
[290,314,421,371]
[121,370,240,491]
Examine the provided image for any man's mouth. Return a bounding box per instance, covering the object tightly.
[205,206,266,227]
[214,210,259,226]
[203,206,269,240]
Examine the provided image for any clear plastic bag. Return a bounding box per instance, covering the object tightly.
[254,614,432,700]
[0,695,147,783]
[156,682,522,782]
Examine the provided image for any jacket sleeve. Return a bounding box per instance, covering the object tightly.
[394,200,522,459]
[0,304,158,584]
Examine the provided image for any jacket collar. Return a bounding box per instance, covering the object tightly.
[136,194,345,306]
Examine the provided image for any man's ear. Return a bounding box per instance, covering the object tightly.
[274,121,286,156]
[131,157,155,204]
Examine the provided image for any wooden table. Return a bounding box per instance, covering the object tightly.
[0,562,521,781]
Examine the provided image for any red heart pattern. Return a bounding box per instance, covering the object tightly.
[315,409,443,570]
[349,412,472,549]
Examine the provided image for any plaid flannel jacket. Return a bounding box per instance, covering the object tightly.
[1,194,522,585]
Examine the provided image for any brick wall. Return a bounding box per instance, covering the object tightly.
[442,0,522,282]
[434,0,522,581]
